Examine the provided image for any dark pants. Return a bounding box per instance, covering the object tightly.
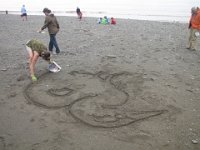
[49,34,60,53]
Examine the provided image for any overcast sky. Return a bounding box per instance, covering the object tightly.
[0,0,198,12]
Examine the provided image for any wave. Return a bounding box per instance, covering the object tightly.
[0,10,189,23]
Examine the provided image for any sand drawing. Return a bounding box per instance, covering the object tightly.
[23,70,167,128]
[0,136,6,150]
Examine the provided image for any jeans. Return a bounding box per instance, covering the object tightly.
[188,28,198,50]
[49,34,60,53]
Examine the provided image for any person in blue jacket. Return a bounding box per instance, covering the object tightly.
[21,5,27,21]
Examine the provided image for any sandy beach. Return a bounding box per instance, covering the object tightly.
[0,14,200,150]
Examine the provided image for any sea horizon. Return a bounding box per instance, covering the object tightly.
[0,10,190,23]
[0,0,199,23]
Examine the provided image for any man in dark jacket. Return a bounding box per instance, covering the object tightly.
[76,7,82,20]
[39,8,61,54]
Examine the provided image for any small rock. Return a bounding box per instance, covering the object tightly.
[17,75,25,81]
[30,118,35,122]
[106,55,116,58]
[8,92,17,98]
[1,68,7,71]
[192,139,198,144]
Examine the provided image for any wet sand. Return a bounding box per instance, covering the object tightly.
[0,14,200,150]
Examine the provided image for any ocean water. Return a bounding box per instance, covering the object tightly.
[0,0,199,22]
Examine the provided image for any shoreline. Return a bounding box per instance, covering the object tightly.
[0,10,189,23]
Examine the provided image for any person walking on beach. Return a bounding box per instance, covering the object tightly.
[21,5,27,21]
[76,7,82,20]
[26,39,51,81]
[187,7,200,51]
[39,8,61,54]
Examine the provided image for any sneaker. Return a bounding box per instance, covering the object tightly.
[186,47,196,51]
[31,75,37,82]
[56,50,60,54]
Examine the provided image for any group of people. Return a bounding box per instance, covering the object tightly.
[23,6,84,82]
[187,6,200,51]
[24,5,200,82]
[97,16,116,25]
[26,8,61,82]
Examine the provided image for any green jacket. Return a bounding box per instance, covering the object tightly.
[26,39,47,56]
[101,18,108,25]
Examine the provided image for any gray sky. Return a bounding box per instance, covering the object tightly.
[1,0,198,11]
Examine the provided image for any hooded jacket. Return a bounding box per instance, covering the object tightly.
[41,13,60,34]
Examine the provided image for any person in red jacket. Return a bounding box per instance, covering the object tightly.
[111,17,116,25]
[187,7,200,50]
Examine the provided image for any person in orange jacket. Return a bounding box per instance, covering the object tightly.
[187,7,200,50]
